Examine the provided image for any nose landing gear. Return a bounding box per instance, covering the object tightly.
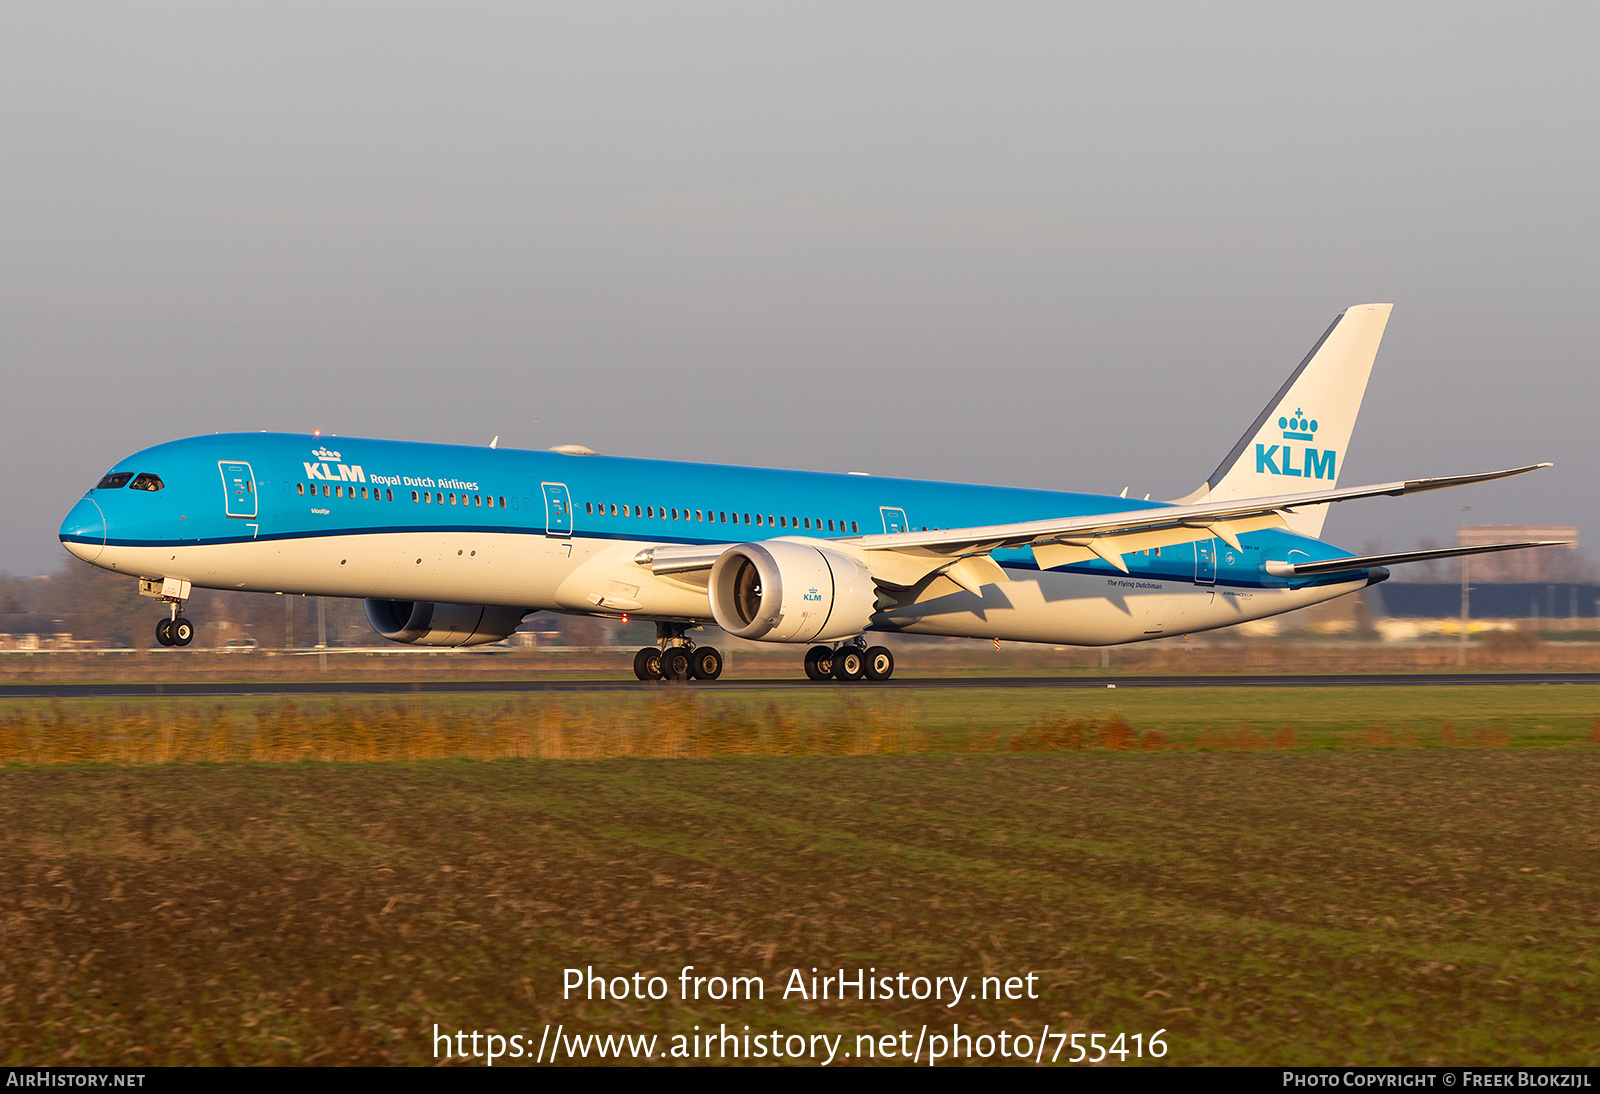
[147,580,195,647]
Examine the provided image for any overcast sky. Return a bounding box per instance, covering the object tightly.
[3,2,1595,575]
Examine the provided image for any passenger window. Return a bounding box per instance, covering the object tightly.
[361,487,368,499]
[755,514,763,526]
[95,472,134,490]
[129,473,165,492]
[670,508,677,520]
[297,483,305,496]
[475,495,482,507]
[695,510,702,522]
[622,505,630,517]
[851,521,858,533]
[802,517,809,529]
[585,502,592,514]
[335,485,343,498]
[778,516,786,528]
[500,497,507,509]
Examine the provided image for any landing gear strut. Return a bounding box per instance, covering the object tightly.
[805,639,894,682]
[633,622,722,682]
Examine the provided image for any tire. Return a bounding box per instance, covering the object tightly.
[833,647,865,681]
[171,618,195,646]
[691,646,723,681]
[804,645,833,681]
[633,647,663,681]
[660,647,692,682]
[863,645,894,681]
[155,618,174,647]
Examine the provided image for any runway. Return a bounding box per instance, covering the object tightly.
[6,672,1600,698]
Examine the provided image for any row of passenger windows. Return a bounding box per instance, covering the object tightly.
[582,502,858,534]
[299,482,395,502]
[411,491,516,508]
[296,480,861,534]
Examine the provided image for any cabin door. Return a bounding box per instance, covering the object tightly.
[880,507,909,534]
[218,461,258,519]
[1195,538,1217,585]
[542,482,573,537]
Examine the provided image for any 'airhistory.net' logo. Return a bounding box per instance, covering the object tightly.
[1255,408,1335,480]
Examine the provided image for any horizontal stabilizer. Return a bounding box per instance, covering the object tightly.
[1263,540,1571,578]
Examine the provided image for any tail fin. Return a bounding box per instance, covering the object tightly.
[1179,303,1393,538]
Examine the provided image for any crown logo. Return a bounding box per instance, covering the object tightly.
[312,446,343,462]
[1279,409,1317,441]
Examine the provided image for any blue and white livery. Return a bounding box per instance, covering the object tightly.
[58,304,1557,680]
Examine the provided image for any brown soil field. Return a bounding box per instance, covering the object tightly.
[3,751,1598,1066]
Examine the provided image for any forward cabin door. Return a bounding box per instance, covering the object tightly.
[218,461,258,519]
[542,482,573,537]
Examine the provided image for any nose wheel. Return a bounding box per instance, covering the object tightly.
[156,616,195,647]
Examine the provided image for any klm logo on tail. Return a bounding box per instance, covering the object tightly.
[1255,408,1336,481]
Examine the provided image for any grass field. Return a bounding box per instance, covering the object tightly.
[3,686,1598,1066]
[1,685,1598,760]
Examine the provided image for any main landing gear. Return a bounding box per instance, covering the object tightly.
[804,639,894,682]
[633,622,723,682]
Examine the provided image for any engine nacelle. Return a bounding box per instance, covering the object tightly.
[363,600,528,647]
[709,539,878,643]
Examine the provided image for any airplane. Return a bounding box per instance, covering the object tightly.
[58,303,1560,682]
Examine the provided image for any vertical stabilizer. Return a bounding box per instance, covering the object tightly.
[1182,303,1392,538]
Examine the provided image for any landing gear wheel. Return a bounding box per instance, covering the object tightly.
[804,645,833,681]
[155,618,175,647]
[863,645,894,681]
[691,646,723,681]
[833,647,865,681]
[171,617,195,646]
[660,647,693,682]
[633,646,663,681]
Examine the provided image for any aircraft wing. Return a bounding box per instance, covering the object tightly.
[637,462,1550,586]
[847,463,1552,580]
[1262,539,1571,578]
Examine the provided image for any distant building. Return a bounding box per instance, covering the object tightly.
[1457,525,1579,582]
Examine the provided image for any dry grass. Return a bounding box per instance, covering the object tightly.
[3,689,1589,765]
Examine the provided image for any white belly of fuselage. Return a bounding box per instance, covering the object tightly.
[83,533,1363,645]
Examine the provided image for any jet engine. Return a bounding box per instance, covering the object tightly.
[708,540,878,643]
[363,600,528,647]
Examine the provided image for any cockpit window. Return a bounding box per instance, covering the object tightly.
[95,472,135,490]
[128,473,165,492]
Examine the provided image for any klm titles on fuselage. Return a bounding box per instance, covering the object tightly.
[1255,409,1336,481]
[301,449,478,493]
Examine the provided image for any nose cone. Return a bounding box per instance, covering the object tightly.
[60,497,106,562]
